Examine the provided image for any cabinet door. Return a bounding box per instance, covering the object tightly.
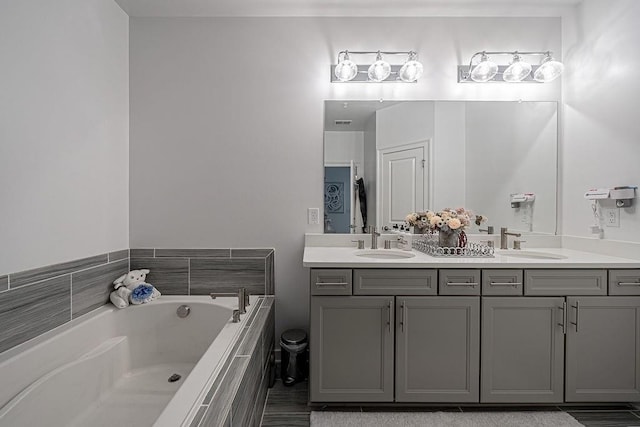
[481,297,565,403]
[310,296,394,402]
[396,297,480,402]
[566,297,640,402]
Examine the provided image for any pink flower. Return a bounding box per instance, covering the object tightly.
[448,218,462,230]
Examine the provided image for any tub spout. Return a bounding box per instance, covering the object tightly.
[210,288,248,314]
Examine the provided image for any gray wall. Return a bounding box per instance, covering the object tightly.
[0,0,130,275]
[129,17,561,338]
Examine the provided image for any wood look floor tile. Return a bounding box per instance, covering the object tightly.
[261,413,310,427]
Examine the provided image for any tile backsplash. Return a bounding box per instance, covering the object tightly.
[130,248,275,296]
[0,247,275,355]
[0,251,129,354]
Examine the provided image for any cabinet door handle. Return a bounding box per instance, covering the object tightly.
[315,282,349,286]
[400,301,406,333]
[386,301,392,332]
[618,282,640,286]
[490,282,522,287]
[570,301,579,332]
[558,302,567,335]
[446,282,479,287]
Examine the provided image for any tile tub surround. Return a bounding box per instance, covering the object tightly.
[130,248,275,296]
[190,297,275,427]
[0,251,129,354]
[0,247,273,355]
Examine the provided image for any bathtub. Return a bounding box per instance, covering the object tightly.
[0,295,260,427]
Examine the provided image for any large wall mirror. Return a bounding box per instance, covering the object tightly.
[323,100,558,235]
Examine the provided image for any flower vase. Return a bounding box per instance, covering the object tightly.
[438,229,460,248]
[413,226,424,234]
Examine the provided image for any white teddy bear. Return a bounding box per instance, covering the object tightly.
[109,269,161,309]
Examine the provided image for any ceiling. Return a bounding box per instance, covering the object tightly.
[114,0,582,18]
[324,101,401,132]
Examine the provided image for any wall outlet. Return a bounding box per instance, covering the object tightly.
[603,208,620,227]
[308,208,320,225]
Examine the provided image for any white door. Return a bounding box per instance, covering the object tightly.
[379,143,426,229]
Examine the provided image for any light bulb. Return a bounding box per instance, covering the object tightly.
[398,52,423,82]
[367,52,391,82]
[533,54,564,82]
[334,52,358,82]
[503,54,532,82]
[470,54,498,82]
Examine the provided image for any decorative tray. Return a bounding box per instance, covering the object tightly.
[412,233,495,258]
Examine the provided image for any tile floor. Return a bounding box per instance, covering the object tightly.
[260,379,640,427]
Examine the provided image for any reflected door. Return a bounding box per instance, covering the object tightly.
[379,144,426,229]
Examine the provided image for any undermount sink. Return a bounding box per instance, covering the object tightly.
[355,249,416,259]
[500,250,568,260]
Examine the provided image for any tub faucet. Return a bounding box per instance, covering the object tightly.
[500,227,522,250]
[368,225,380,249]
[210,288,248,314]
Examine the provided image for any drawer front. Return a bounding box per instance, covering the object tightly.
[439,269,481,295]
[482,270,523,295]
[311,269,352,295]
[524,270,607,296]
[353,269,437,295]
[609,270,640,295]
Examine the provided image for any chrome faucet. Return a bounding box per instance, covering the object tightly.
[210,288,249,315]
[479,226,494,234]
[368,226,380,249]
[500,227,522,250]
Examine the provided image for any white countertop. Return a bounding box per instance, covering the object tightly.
[303,246,640,269]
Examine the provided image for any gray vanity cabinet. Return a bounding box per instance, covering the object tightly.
[309,296,394,402]
[481,297,565,403]
[565,297,640,402]
[395,297,480,402]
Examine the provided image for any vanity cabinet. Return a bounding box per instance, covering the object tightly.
[310,268,479,403]
[565,297,640,402]
[396,297,479,402]
[309,268,640,405]
[481,297,565,403]
[309,296,394,402]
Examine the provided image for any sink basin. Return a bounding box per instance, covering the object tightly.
[355,250,416,259]
[500,250,567,260]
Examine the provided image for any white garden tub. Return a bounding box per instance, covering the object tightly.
[0,295,258,427]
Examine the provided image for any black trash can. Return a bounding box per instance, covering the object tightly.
[280,329,308,386]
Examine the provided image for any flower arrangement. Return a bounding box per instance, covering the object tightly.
[405,208,486,233]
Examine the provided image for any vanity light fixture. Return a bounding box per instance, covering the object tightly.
[533,53,565,83]
[503,53,533,82]
[334,51,358,82]
[332,50,423,83]
[367,51,392,82]
[459,51,564,83]
[469,53,498,82]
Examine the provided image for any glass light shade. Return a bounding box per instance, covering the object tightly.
[334,58,358,82]
[398,59,424,82]
[503,55,532,82]
[368,53,391,82]
[533,57,564,82]
[470,55,498,82]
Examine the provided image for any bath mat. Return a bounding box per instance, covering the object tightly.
[310,411,584,427]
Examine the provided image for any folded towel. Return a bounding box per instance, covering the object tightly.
[130,283,155,305]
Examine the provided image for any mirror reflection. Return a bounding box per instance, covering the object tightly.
[323,100,558,235]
